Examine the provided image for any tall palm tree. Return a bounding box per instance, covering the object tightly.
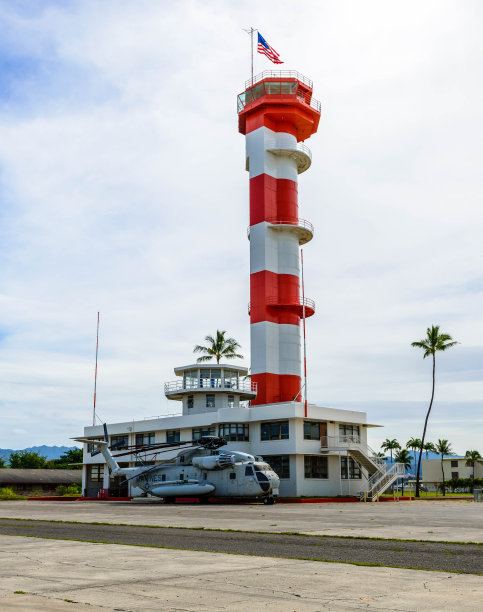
[381,439,401,464]
[394,448,412,496]
[435,439,454,496]
[411,325,458,497]
[423,441,436,460]
[194,330,244,364]
[464,450,483,480]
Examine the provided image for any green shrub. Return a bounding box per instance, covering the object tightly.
[0,487,24,500]
[57,483,82,496]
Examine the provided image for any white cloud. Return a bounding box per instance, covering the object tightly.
[0,0,481,454]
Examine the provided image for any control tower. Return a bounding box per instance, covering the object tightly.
[238,71,321,406]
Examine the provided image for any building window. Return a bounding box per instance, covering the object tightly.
[261,421,289,441]
[87,439,103,453]
[223,370,239,389]
[264,455,290,479]
[166,430,180,443]
[228,394,235,408]
[136,432,155,447]
[187,395,194,409]
[451,460,458,468]
[219,423,249,442]
[452,471,459,479]
[183,370,198,389]
[88,465,104,482]
[304,421,321,440]
[340,457,362,479]
[110,435,129,450]
[206,394,216,408]
[339,424,360,442]
[304,456,328,479]
[192,427,216,441]
[200,369,222,388]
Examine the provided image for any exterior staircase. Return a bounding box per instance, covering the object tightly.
[321,435,405,501]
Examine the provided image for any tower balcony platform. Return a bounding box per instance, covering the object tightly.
[164,378,257,401]
[248,296,315,318]
[238,71,321,140]
[267,142,312,174]
[247,217,314,245]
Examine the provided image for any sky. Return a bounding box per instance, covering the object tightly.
[0,0,482,455]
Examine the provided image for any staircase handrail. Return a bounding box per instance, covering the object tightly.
[367,462,405,492]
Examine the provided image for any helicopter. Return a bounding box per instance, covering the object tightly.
[75,427,280,505]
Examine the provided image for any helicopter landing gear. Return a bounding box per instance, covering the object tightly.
[199,496,211,504]
[263,496,275,505]
[164,496,176,504]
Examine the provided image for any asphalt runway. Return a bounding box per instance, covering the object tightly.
[0,518,481,574]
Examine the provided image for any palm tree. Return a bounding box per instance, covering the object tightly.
[464,450,483,480]
[194,330,243,364]
[435,439,454,496]
[381,439,401,464]
[394,448,412,496]
[411,325,458,497]
[423,441,436,460]
[405,437,421,477]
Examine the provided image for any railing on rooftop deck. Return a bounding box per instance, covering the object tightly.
[164,379,257,394]
[245,70,313,89]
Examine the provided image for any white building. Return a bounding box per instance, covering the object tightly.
[81,363,386,499]
[422,456,482,485]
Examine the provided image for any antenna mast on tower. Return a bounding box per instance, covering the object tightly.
[93,312,100,426]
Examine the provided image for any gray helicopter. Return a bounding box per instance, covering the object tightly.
[75,430,280,504]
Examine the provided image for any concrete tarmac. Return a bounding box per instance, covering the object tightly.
[1,535,483,611]
[1,518,481,573]
[0,498,481,542]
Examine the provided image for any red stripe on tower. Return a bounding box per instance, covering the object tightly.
[238,74,321,406]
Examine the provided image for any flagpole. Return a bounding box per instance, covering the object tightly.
[251,27,254,83]
[243,27,257,84]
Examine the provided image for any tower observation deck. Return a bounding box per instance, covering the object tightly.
[238,71,321,406]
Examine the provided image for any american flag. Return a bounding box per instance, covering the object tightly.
[257,32,283,65]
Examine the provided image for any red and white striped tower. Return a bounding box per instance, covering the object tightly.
[238,72,321,406]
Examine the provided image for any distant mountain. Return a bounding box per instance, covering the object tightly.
[0,446,78,462]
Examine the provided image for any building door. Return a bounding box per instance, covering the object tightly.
[320,422,327,445]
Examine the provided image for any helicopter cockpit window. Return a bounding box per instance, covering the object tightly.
[245,466,254,476]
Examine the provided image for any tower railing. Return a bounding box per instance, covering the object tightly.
[164,379,257,395]
[248,297,315,316]
[247,217,314,239]
[246,70,313,89]
[266,296,315,310]
[238,83,321,114]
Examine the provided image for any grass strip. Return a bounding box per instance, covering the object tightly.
[0,516,481,547]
